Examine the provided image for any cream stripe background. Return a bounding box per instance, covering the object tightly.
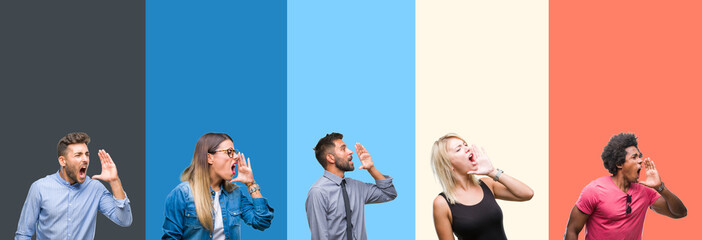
[416,1,548,239]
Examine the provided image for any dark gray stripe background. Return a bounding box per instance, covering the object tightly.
[1,0,145,239]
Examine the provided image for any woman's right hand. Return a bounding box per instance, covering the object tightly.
[466,145,496,176]
[230,152,255,185]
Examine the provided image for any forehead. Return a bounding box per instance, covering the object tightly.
[332,139,346,148]
[217,139,234,149]
[624,146,640,156]
[446,137,466,147]
[66,143,89,153]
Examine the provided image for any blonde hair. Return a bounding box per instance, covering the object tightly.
[181,133,237,231]
[431,133,477,204]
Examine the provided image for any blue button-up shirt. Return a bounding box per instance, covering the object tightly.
[15,171,133,240]
[162,181,274,240]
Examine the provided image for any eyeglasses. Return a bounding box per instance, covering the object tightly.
[625,194,632,215]
[212,148,238,158]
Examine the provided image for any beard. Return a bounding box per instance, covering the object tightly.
[63,161,87,184]
[63,165,81,184]
[334,154,355,172]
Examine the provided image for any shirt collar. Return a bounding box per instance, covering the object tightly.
[209,181,231,196]
[52,170,85,188]
[323,170,344,186]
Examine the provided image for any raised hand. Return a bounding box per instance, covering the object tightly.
[466,145,495,175]
[355,143,374,170]
[231,152,255,185]
[92,149,120,182]
[638,157,662,189]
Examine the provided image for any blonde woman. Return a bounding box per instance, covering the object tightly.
[431,133,533,240]
[162,133,273,239]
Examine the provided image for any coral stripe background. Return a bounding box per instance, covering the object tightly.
[550,1,702,239]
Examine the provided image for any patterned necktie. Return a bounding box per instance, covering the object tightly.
[341,179,353,240]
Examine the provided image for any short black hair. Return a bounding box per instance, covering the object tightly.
[601,132,639,175]
[57,132,91,157]
[313,132,343,168]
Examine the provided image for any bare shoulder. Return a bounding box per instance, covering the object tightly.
[479,177,496,192]
[433,195,449,213]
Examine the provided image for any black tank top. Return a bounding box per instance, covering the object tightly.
[439,180,507,240]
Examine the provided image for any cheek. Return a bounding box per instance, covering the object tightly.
[449,157,465,169]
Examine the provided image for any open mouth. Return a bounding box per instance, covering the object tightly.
[79,166,87,178]
[231,161,237,174]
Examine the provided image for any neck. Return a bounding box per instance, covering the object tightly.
[327,166,345,179]
[209,173,222,192]
[59,167,76,185]
[453,172,477,191]
[611,174,631,192]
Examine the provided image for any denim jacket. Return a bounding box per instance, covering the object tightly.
[162,181,274,240]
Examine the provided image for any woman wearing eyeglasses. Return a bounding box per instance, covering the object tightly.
[162,133,273,240]
[431,133,533,240]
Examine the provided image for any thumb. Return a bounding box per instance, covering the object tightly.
[92,174,103,180]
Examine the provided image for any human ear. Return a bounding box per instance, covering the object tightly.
[207,153,214,165]
[58,156,66,167]
[326,153,335,165]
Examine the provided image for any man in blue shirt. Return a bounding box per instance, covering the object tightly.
[15,132,132,240]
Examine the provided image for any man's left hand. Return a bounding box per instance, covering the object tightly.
[92,149,120,183]
[356,143,374,170]
[638,157,662,189]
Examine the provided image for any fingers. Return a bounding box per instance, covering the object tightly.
[355,143,367,156]
[471,144,480,158]
[240,153,247,168]
[97,150,115,167]
[236,153,245,168]
[98,150,107,165]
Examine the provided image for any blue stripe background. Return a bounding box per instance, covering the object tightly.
[288,0,415,239]
[146,1,286,239]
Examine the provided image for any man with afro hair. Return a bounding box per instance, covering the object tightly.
[564,133,687,240]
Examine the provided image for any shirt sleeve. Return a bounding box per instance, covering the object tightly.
[645,186,661,207]
[238,187,274,231]
[363,175,398,204]
[306,187,329,240]
[575,183,598,215]
[15,181,41,240]
[162,186,186,239]
[97,183,133,227]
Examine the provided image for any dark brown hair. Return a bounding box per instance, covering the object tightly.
[57,132,91,157]
[313,132,343,168]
